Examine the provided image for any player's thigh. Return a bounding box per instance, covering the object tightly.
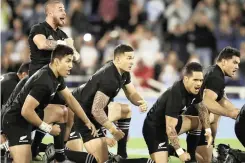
[67,124,83,151]
[178,115,200,135]
[84,138,108,163]
[196,145,213,163]
[142,119,168,155]
[66,139,83,152]
[108,102,122,121]
[43,104,68,123]
[150,151,168,163]
[10,144,31,163]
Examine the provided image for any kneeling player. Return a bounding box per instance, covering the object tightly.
[1,45,96,163]
[142,62,213,163]
[65,44,153,163]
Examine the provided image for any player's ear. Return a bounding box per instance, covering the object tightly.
[54,58,60,66]
[183,75,188,82]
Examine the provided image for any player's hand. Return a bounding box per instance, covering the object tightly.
[85,122,98,137]
[179,152,191,162]
[138,100,148,113]
[205,130,213,148]
[106,137,117,147]
[230,109,240,120]
[111,128,125,141]
[64,38,74,47]
[50,124,61,136]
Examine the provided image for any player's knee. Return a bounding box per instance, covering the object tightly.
[54,105,67,123]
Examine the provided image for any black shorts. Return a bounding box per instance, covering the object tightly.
[68,125,82,141]
[2,111,44,147]
[2,118,32,147]
[74,115,105,143]
[142,116,183,154]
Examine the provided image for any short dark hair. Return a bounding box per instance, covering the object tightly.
[17,62,30,74]
[217,46,240,62]
[114,44,134,59]
[183,62,203,76]
[45,0,63,14]
[51,45,74,62]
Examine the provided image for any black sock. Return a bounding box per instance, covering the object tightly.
[168,144,178,157]
[31,129,46,157]
[186,129,201,161]
[117,118,131,158]
[65,148,97,163]
[39,143,48,152]
[119,158,155,163]
[54,123,66,162]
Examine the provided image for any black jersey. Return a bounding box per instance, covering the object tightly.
[146,80,202,126]
[1,72,20,107]
[28,21,68,73]
[201,65,225,101]
[72,61,131,115]
[1,65,66,123]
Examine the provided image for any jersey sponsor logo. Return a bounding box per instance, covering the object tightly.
[19,135,28,143]
[158,142,167,149]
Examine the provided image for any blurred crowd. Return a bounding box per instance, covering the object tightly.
[1,0,245,88]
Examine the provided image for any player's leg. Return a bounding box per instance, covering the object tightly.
[2,120,32,163]
[195,113,220,163]
[109,102,132,158]
[10,145,32,163]
[178,115,201,161]
[84,137,108,163]
[66,125,83,152]
[142,118,168,163]
[43,104,69,162]
[76,116,108,163]
[235,104,245,147]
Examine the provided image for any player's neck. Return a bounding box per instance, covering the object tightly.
[183,80,191,94]
[49,64,59,78]
[46,18,58,30]
[216,63,226,75]
[113,61,124,75]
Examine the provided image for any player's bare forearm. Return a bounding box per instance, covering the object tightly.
[195,102,211,129]
[22,108,43,127]
[203,98,232,117]
[166,126,181,150]
[127,92,143,106]
[91,91,110,125]
[64,93,90,124]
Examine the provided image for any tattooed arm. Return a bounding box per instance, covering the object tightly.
[165,115,181,150]
[194,101,211,129]
[91,91,118,132]
[33,34,58,50]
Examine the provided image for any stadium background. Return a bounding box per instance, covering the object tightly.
[1,0,245,162]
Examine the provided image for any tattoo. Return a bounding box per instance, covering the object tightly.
[166,126,181,150]
[91,91,110,124]
[195,102,211,129]
[44,40,57,50]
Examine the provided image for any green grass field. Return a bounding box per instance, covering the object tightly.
[37,137,245,163]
